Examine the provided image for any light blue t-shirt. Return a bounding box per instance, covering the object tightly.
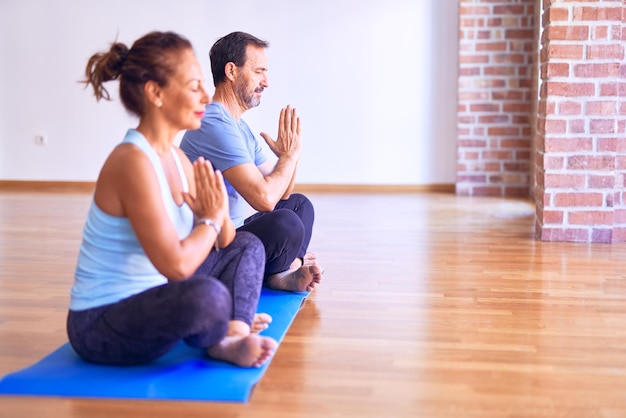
[180,101,267,227]
[69,129,194,311]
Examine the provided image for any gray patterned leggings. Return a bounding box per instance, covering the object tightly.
[66,231,264,366]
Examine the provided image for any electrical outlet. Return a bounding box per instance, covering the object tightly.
[34,134,47,146]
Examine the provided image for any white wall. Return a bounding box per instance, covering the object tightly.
[0,0,458,185]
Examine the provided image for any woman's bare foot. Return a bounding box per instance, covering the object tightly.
[267,263,324,292]
[227,319,251,337]
[251,313,272,333]
[207,334,278,368]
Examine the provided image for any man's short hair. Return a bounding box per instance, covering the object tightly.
[210,31,269,87]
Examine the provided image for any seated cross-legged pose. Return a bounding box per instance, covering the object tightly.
[66,31,276,367]
[181,31,323,293]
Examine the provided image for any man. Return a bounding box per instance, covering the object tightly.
[180,31,323,293]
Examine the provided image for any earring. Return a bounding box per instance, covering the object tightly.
[157,101,163,108]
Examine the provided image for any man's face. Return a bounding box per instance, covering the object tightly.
[234,45,268,110]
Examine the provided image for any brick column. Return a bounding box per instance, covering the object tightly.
[535,0,625,242]
[615,3,626,241]
[457,0,537,197]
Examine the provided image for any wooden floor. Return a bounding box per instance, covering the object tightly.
[1,190,625,418]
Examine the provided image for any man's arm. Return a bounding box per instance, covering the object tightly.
[259,159,298,200]
[223,156,298,212]
[282,161,297,200]
[224,105,301,211]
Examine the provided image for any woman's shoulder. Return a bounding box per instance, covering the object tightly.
[98,138,157,192]
[95,141,160,217]
[107,140,151,169]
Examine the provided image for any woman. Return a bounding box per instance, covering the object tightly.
[67,31,277,368]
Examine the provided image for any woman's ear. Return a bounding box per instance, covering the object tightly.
[144,80,163,108]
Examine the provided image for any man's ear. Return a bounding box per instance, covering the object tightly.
[224,62,237,82]
[144,80,163,108]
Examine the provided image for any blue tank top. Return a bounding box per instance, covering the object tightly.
[69,129,194,311]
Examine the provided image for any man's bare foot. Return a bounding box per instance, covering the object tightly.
[304,252,317,266]
[267,263,323,292]
[251,313,272,333]
[207,334,278,368]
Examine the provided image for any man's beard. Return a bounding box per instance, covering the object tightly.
[235,80,262,108]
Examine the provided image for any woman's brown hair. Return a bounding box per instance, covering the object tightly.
[83,31,193,117]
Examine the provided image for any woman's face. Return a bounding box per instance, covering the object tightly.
[160,48,210,130]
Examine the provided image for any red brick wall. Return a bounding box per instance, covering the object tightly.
[457,0,537,197]
[612,0,626,242]
[457,0,626,243]
[619,1,626,242]
[535,0,625,242]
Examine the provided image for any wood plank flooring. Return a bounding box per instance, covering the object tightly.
[0,191,625,418]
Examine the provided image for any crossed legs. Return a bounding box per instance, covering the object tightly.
[238,193,324,293]
[67,232,277,368]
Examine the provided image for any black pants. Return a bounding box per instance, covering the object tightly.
[237,193,314,278]
[66,231,264,366]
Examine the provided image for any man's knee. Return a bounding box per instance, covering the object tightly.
[277,193,312,213]
[273,209,305,239]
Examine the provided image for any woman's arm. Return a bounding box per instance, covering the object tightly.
[176,147,235,249]
[95,144,226,280]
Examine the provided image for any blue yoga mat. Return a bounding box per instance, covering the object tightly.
[0,288,307,402]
